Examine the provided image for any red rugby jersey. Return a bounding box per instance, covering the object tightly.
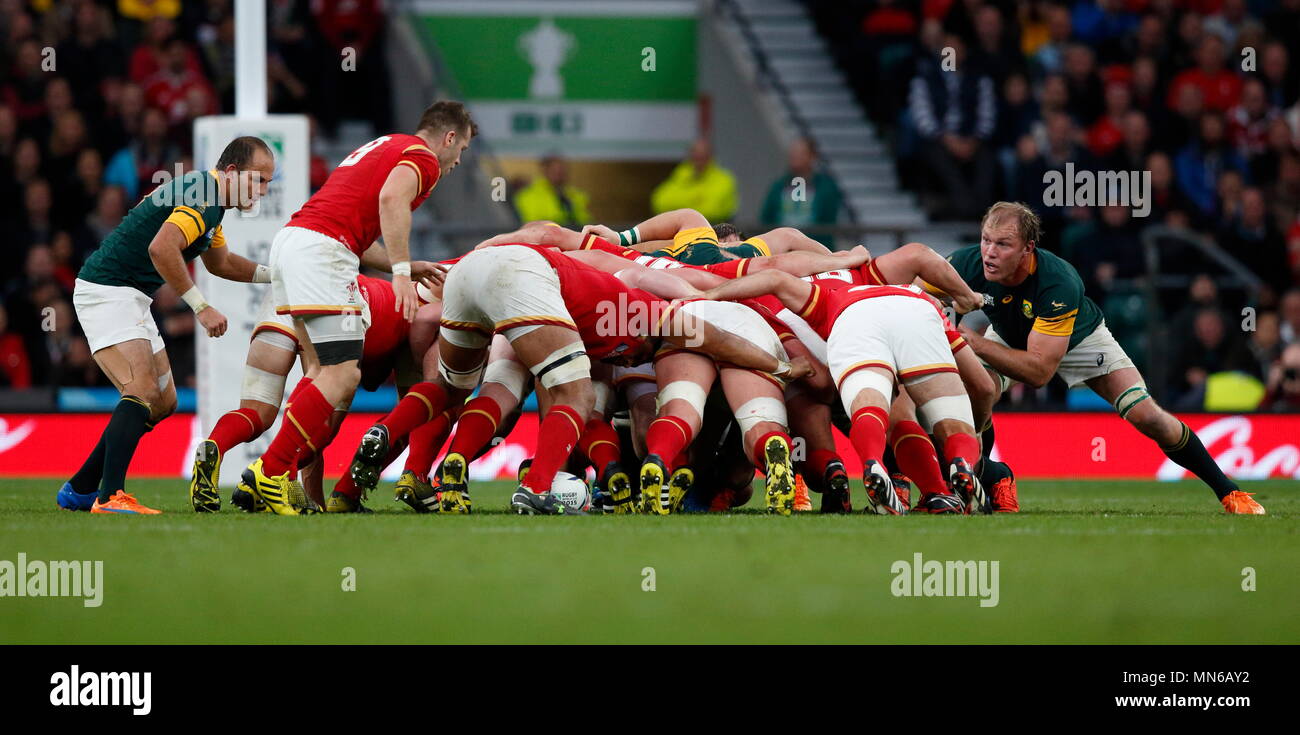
[288,134,441,254]
[793,283,942,340]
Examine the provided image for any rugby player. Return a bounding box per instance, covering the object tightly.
[948,202,1265,515]
[699,273,992,515]
[240,101,475,515]
[56,137,276,515]
[348,242,814,515]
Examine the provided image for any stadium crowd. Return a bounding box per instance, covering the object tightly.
[809,0,1300,409]
[0,0,389,391]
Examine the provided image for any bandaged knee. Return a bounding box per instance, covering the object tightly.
[734,396,788,434]
[915,395,974,434]
[655,380,708,416]
[482,357,531,401]
[1113,382,1151,420]
[439,357,486,389]
[592,381,613,416]
[532,344,590,389]
[240,365,289,405]
[838,369,894,415]
[254,329,297,353]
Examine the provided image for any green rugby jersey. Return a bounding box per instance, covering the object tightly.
[79,170,228,296]
[946,245,1103,351]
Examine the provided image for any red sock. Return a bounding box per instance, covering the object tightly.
[645,415,694,468]
[578,418,620,470]
[750,429,791,467]
[379,382,448,441]
[808,448,840,476]
[405,408,458,479]
[261,383,334,476]
[521,404,584,494]
[209,408,263,455]
[942,433,981,469]
[335,436,409,499]
[849,406,889,466]
[447,396,502,460]
[891,420,948,495]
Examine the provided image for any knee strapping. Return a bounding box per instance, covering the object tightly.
[240,365,289,405]
[838,370,894,414]
[532,344,590,389]
[482,357,530,401]
[734,396,788,434]
[439,358,486,389]
[656,380,708,416]
[915,395,974,433]
[1113,383,1151,420]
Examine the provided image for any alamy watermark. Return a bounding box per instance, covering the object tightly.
[1042,163,1151,218]
[891,552,999,607]
[0,553,103,607]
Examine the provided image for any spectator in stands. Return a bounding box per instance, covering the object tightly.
[1245,310,1283,381]
[314,0,392,136]
[0,301,31,389]
[908,34,996,220]
[1230,78,1277,167]
[2,38,50,129]
[1070,0,1137,64]
[1261,342,1300,411]
[1031,3,1071,77]
[18,177,54,250]
[1258,41,1298,113]
[1102,109,1152,172]
[1063,43,1104,124]
[86,185,128,244]
[1221,187,1290,297]
[57,2,124,111]
[514,153,591,228]
[651,137,738,222]
[1170,307,1248,409]
[971,5,1018,86]
[1280,289,1300,345]
[759,137,841,247]
[118,0,182,23]
[1086,77,1133,158]
[1075,205,1144,296]
[1175,112,1248,219]
[1167,35,1242,114]
[143,36,216,126]
[103,105,177,200]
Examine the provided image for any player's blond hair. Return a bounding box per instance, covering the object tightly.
[981,202,1041,248]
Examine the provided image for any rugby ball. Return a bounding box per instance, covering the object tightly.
[550,471,591,512]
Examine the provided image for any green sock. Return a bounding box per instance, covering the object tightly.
[98,396,153,502]
[1160,423,1238,500]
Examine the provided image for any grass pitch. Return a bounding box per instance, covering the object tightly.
[0,478,1295,644]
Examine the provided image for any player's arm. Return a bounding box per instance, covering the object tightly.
[750,227,831,255]
[699,269,814,315]
[199,234,271,284]
[361,241,448,290]
[877,243,983,313]
[477,221,585,250]
[590,208,711,247]
[149,220,228,338]
[962,328,1067,389]
[377,164,421,322]
[746,245,871,277]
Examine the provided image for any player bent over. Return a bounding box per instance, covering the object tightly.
[702,273,991,514]
[57,137,276,515]
[950,202,1264,515]
[240,101,474,515]
[349,243,812,515]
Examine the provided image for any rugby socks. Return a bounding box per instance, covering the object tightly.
[849,406,889,465]
[405,408,458,479]
[261,383,333,477]
[209,408,264,455]
[295,410,346,472]
[942,433,982,470]
[98,396,153,502]
[645,415,694,470]
[447,396,503,461]
[521,404,584,494]
[1160,422,1238,500]
[68,434,107,494]
[578,418,621,470]
[807,449,840,480]
[380,381,448,440]
[890,420,948,495]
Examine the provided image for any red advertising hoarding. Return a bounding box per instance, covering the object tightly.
[0,412,1297,480]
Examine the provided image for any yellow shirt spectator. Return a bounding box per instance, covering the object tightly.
[651,138,738,222]
[514,177,591,227]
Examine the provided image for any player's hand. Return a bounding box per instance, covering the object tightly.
[393,274,418,322]
[197,306,227,338]
[954,291,986,314]
[412,260,447,288]
[581,224,619,242]
[785,355,815,381]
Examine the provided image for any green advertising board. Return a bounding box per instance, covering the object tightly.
[410,0,699,159]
